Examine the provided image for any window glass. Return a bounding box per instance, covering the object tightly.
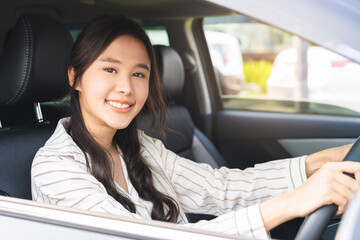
[204,16,360,117]
[66,23,85,40]
[65,20,169,46]
[145,28,169,46]
[145,27,170,46]
[138,19,170,46]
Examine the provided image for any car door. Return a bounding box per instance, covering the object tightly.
[193,6,360,239]
[215,108,360,170]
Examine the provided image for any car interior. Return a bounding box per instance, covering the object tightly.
[0,10,227,222]
[0,0,360,239]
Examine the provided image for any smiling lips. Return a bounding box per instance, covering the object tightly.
[105,100,134,113]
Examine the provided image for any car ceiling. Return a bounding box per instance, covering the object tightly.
[0,0,233,56]
[0,0,233,23]
[1,0,359,63]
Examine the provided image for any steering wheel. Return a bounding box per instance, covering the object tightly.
[294,138,360,240]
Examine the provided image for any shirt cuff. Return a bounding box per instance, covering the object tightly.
[235,204,268,239]
[288,156,307,189]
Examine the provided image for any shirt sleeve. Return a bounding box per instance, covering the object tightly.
[31,153,143,220]
[148,134,307,215]
[184,204,269,239]
[140,132,307,238]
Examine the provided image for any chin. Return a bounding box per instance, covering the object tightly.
[108,121,132,131]
[112,124,130,131]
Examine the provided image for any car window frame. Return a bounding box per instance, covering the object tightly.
[199,14,360,118]
[0,196,246,240]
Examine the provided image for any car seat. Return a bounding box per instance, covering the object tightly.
[0,14,73,199]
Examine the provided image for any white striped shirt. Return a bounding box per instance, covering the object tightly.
[31,118,307,239]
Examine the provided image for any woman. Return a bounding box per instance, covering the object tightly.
[31,15,360,239]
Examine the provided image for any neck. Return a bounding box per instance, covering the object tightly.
[85,122,117,152]
[94,132,116,152]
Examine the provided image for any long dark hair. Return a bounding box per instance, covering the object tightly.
[68,15,179,222]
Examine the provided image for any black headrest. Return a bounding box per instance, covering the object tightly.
[154,45,184,99]
[0,14,73,106]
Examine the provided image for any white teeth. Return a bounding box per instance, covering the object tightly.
[107,101,131,109]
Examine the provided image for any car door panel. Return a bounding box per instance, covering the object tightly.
[278,138,355,157]
[215,110,360,169]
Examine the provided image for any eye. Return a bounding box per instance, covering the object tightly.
[104,68,117,74]
[133,72,145,78]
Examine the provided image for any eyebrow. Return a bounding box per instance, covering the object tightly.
[100,57,121,64]
[99,57,150,71]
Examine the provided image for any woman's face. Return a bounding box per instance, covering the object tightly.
[73,35,150,134]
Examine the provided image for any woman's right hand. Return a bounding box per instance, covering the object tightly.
[260,161,360,231]
[290,161,360,217]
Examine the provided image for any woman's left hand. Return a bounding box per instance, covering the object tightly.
[305,143,353,177]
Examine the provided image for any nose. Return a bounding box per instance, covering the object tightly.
[115,73,133,95]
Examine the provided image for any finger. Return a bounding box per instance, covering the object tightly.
[329,161,360,175]
[331,179,354,204]
[327,181,352,215]
[354,168,360,182]
[334,172,359,193]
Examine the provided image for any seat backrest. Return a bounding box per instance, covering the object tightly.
[138,45,227,169]
[0,14,73,198]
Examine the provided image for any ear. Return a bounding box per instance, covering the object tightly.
[68,66,75,87]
